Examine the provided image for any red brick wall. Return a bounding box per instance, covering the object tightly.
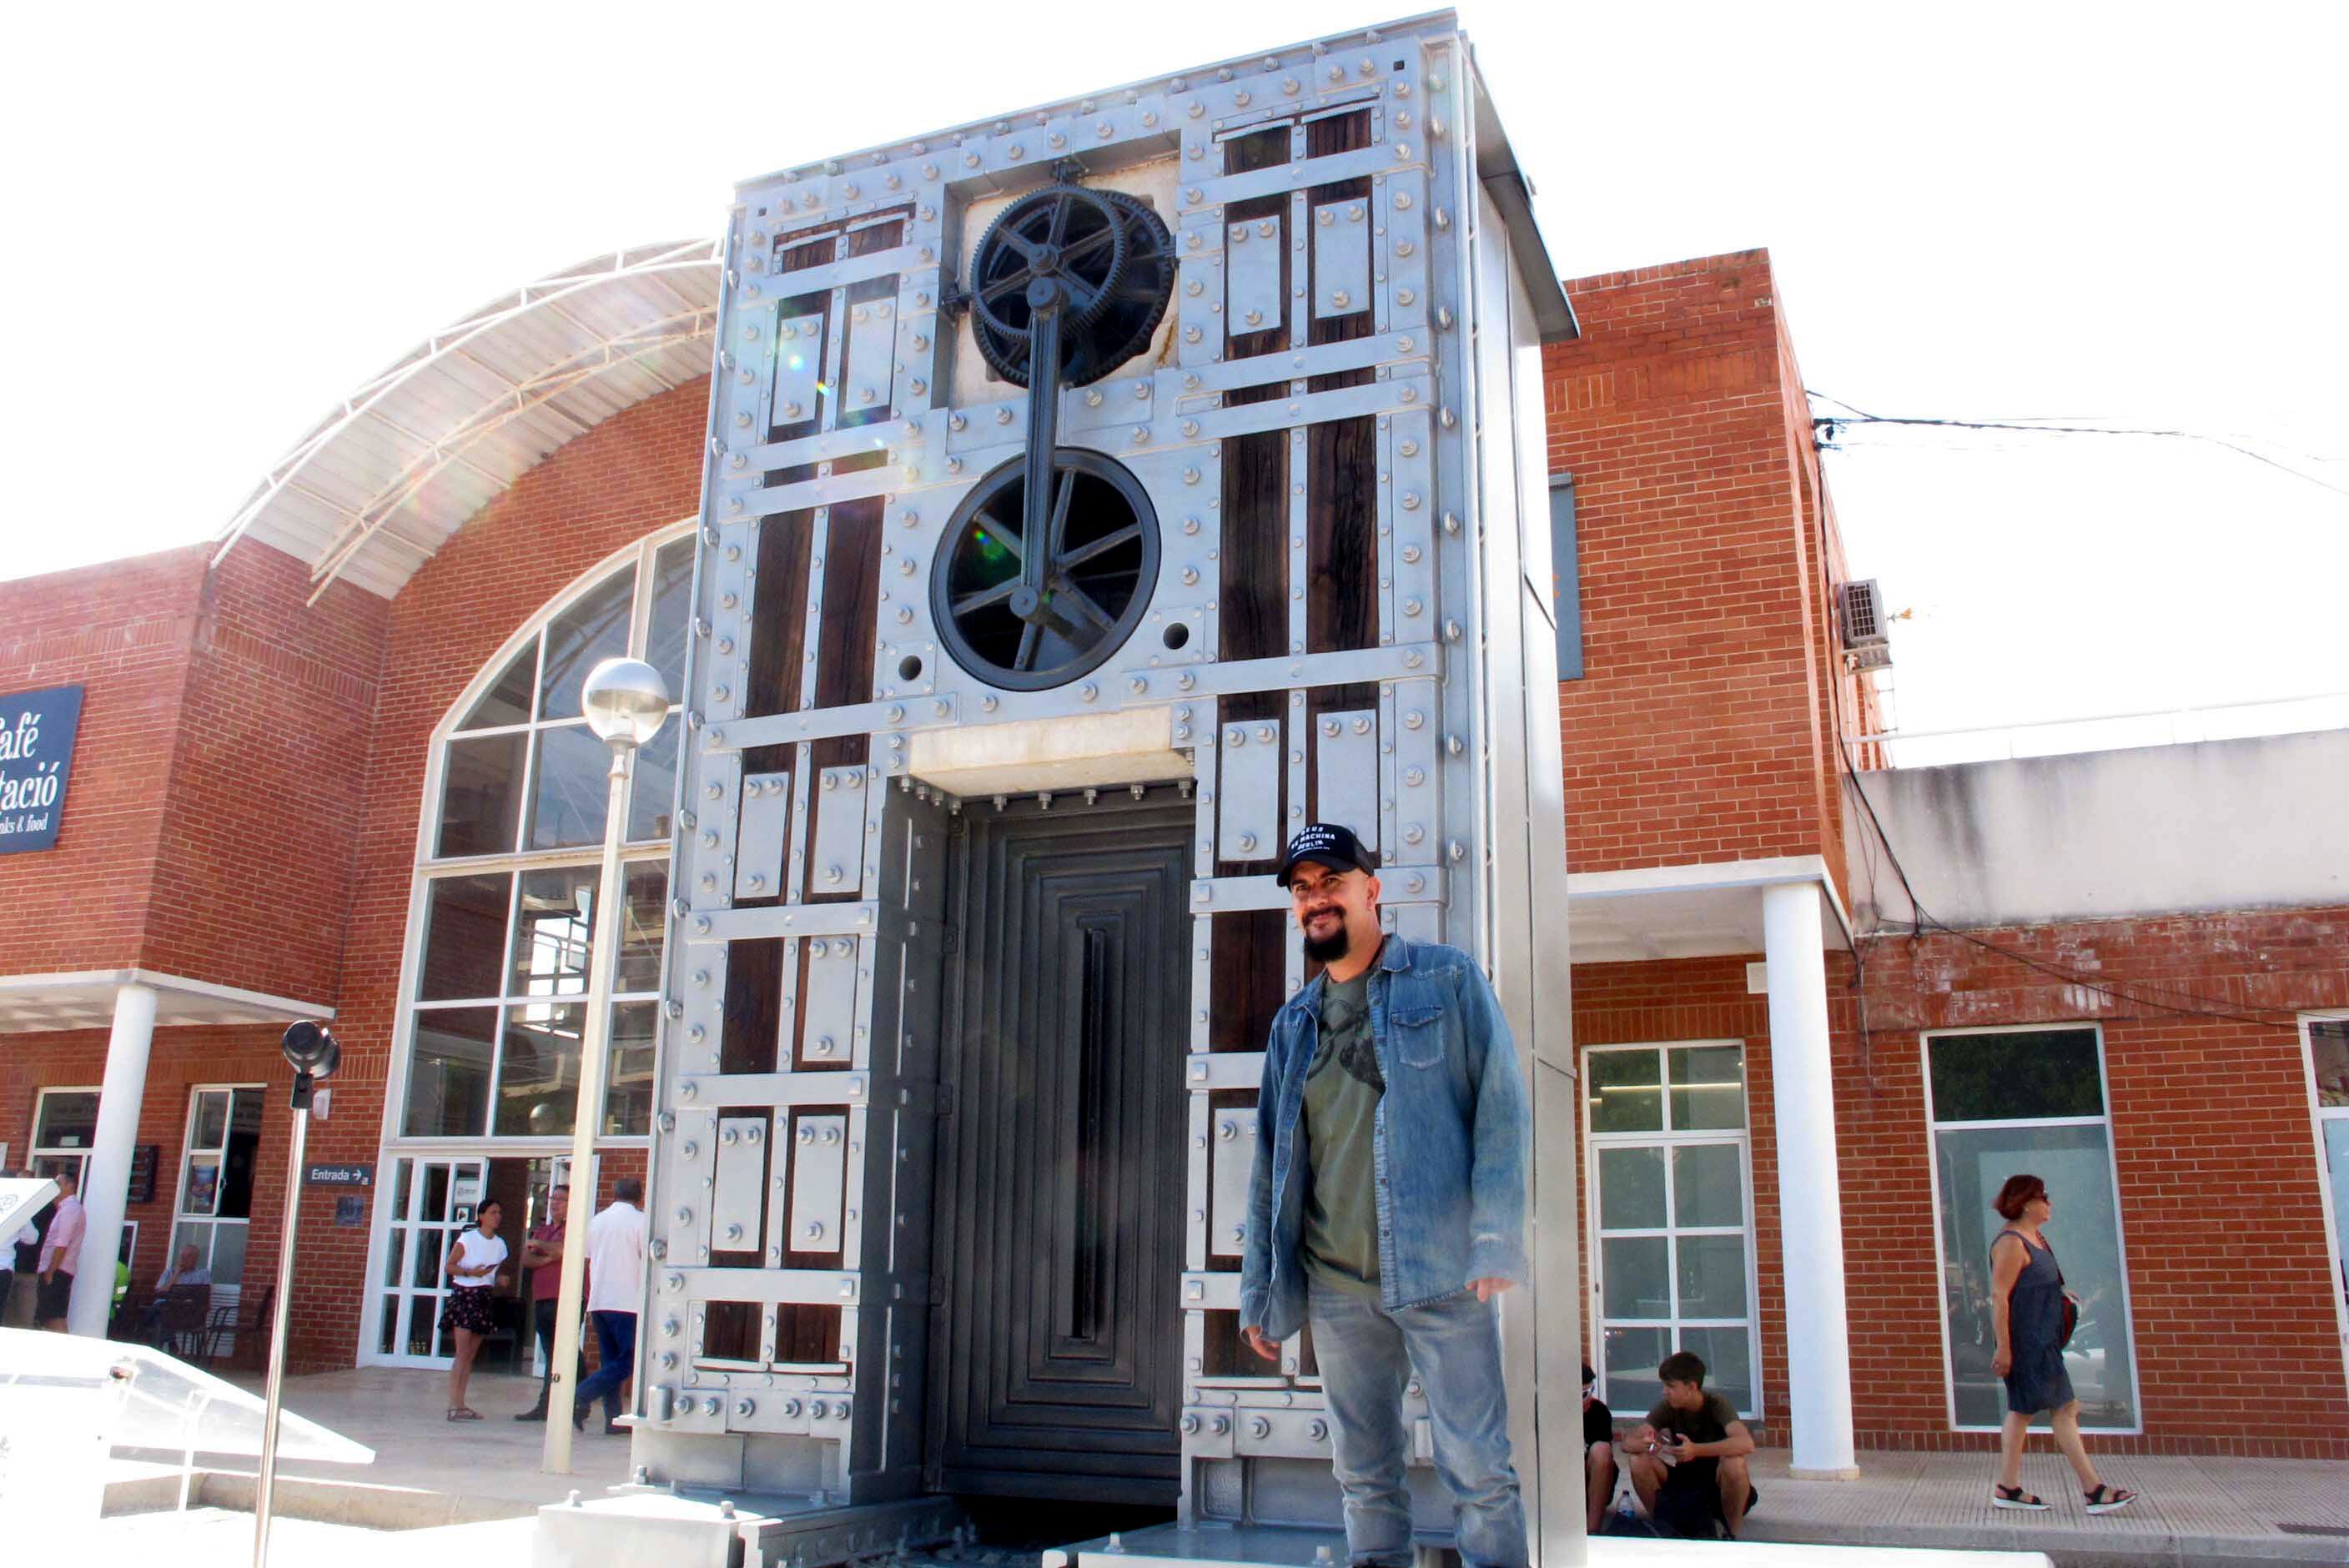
[1544,250,1859,883]
[0,548,208,974]
[284,375,708,1368]
[0,540,384,1003]
[139,544,386,1003]
[1572,907,2349,1459]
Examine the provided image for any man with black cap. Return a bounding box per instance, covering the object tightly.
[1240,823,1531,1568]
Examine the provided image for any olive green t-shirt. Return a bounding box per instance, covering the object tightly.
[1301,965,1384,1296]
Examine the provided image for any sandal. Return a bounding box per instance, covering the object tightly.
[445,1406,481,1421]
[2082,1484,2138,1515]
[1992,1484,2047,1510]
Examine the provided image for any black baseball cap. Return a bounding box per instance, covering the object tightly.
[1276,822,1378,887]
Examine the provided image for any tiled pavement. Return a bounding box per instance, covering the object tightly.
[1734,1447,2349,1565]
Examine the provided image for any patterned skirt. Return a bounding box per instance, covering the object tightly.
[442,1285,495,1335]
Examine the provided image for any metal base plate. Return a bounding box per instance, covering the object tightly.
[536,1490,964,1568]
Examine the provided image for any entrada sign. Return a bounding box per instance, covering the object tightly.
[0,685,84,853]
[304,1162,374,1188]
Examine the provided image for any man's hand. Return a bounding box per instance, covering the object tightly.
[1471,1276,1515,1303]
[1241,1326,1281,1363]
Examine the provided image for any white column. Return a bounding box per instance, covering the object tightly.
[69,982,159,1337]
[1761,882,1859,1478]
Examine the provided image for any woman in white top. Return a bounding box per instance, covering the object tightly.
[440,1199,510,1421]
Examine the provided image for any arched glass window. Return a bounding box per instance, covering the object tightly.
[400,530,692,1141]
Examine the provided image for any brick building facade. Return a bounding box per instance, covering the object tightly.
[4,247,2343,1460]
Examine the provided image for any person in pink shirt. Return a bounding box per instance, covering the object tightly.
[38,1168,85,1332]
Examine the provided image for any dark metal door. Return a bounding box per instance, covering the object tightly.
[928,795,1191,1502]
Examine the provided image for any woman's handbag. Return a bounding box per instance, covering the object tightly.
[2051,1244,2079,1349]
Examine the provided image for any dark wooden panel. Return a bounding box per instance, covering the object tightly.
[747,510,813,717]
[928,798,1191,1502]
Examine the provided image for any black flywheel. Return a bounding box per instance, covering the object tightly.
[929,448,1159,691]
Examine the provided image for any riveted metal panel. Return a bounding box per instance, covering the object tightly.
[788,1113,849,1252]
[1381,170,1431,334]
[810,766,868,894]
[709,1113,769,1254]
[1313,710,1378,851]
[1214,721,1280,861]
[1311,199,1372,319]
[1387,410,1438,644]
[734,771,792,899]
[800,935,860,1066]
[843,297,898,417]
[1387,678,1441,864]
[667,1108,718,1268]
[1224,219,1284,339]
[1209,1107,1256,1258]
[773,312,824,425]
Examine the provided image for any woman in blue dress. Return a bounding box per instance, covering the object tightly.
[1987,1173,2139,1515]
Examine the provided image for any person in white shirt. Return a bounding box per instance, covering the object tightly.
[439,1199,511,1422]
[571,1179,646,1435]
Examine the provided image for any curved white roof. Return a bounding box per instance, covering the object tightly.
[213,239,722,601]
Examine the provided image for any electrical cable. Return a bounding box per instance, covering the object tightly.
[1805,399,2319,1028]
[1805,389,2349,501]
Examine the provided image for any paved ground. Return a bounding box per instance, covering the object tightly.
[110,1365,633,1520]
[89,1367,2349,1565]
[75,1507,536,1566]
[1729,1446,2349,1565]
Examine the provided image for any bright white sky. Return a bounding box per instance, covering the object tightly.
[5,3,2342,748]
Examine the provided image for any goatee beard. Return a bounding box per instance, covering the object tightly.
[1302,925,1351,963]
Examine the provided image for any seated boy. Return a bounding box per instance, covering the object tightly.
[1582,1362,1617,1534]
[1625,1349,1758,1540]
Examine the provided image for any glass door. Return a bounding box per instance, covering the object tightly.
[170,1087,263,1348]
[374,1155,490,1367]
[1584,1042,1763,1420]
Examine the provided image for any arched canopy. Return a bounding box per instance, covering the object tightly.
[212,239,721,602]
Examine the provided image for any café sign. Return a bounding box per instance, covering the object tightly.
[0,685,83,853]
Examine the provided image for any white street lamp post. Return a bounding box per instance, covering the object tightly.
[543,656,669,1473]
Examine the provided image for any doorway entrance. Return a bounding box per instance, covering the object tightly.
[373,1153,581,1369]
[926,794,1192,1503]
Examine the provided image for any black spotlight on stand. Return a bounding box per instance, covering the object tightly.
[254,1020,339,1568]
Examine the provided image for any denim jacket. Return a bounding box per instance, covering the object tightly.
[1240,934,1530,1341]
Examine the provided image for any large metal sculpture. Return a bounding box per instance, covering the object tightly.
[584,12,1579,1564]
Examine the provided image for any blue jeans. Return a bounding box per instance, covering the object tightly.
[573,1309,636,1420]
[1310,1279,1527,1568]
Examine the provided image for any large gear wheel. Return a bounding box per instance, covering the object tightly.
[970,185,1129,349]
[973,186,1176,389]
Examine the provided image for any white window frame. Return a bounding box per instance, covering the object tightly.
[170,1083,266,1303]
[1919,1021,2144,1435]
[31,1085,103,1190]
[360,524,691,1368]
[1580,1039,1766,1423]
[2299,1010,2349,1395]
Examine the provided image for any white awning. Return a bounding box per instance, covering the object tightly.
[1567,856,1853,964]
[211,239,722,603]
[0,969,332,1033]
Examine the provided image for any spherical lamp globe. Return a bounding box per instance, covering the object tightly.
[581,658,670,752]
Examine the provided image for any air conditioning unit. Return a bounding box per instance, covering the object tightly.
[1838,580,1893,671]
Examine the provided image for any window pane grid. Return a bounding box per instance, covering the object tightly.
[405,535,685,1147]
[1588,1043,1759,1418]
